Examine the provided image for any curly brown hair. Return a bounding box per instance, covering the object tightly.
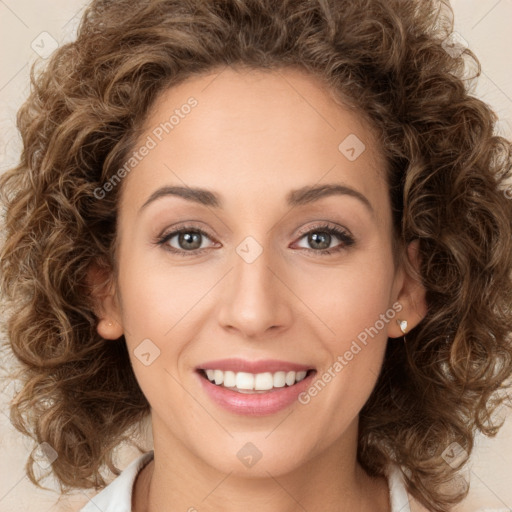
[1,0,511,510]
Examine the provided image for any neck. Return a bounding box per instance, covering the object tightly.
[133,417,390,512]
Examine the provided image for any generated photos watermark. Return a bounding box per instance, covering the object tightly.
[298,301,403,405]
[94,96,198,200]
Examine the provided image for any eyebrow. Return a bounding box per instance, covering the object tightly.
[139,183,373,214]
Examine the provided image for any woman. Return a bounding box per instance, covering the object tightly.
[1,0,511,511]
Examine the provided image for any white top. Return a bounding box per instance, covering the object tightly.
[79,450,412,512]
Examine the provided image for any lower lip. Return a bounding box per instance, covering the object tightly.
[196,370,317,416]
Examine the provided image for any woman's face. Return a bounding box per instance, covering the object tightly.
[97,66,423,477]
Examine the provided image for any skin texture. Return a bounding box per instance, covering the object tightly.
[90,66,427,512]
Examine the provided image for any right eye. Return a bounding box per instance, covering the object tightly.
[155,226,219,256]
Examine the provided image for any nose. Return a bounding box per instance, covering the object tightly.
[217,241,292,339]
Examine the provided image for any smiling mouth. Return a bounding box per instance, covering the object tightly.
[197,368,317,394]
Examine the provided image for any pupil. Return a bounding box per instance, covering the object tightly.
[309,232,330,250]
[180,232,201,250]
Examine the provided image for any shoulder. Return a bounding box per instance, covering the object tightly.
[78,451,155,512]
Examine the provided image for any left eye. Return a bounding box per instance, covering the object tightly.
[294,225,355,254]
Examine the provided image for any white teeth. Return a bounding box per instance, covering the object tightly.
[254,372,273,391]
[273,371,286,388]
[223,370,236,387]
[296,370,307,382]
[201,369,311,391]
[235,372,254,390]
[214,369,224,385]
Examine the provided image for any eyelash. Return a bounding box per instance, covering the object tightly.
[154,223,355,257]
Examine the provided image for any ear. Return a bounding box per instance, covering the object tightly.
[387,239,428,338]
[86,261,124,340]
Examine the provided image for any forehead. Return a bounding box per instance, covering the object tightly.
[120,66,388,218]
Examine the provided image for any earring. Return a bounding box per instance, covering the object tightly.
[397,319,408,335]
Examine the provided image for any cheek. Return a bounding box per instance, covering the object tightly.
[297,274,393,436]
[293,251,396,345]
[117,248,210,338]
[116,250,222,406]
[116,261,196,414]
[293,250,395,407]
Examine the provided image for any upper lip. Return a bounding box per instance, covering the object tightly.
[196,358,315,374]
